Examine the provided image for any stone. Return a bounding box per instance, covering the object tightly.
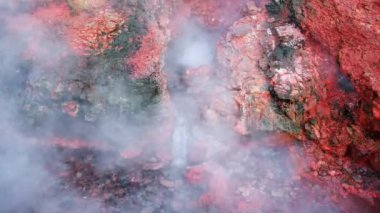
[244,1,261,15]
[62,101,79,117]
[294,0,380,128]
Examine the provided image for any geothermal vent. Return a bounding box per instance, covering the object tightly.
[0,0,379,212]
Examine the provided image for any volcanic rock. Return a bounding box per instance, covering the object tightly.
[183,0,244,28]
[217,9,301,135]
[291,0,380,130]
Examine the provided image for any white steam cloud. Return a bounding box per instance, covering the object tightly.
[0,1,356,212]
[0,3,101,212]
[177,27,214,68]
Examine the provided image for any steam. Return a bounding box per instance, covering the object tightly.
[162,2,343,212]
[165,19,222,166]
[171,117,189,167]
[0,3,101,212]
[175,21,215,68]
[0,0,355,212]
[166,20,219,70]
[179,38,212,68]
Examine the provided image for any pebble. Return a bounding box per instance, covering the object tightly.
[159,177,177,188]
[343,165,353,174]
[232,24,252,37]
[352,175,363,183]
[76,172,83,178]
[336,159,343,166]
[357,167,367,175]
[143,161,166,171]
[328,170,337,176]
[318,170,328,177]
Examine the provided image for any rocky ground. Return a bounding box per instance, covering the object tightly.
[0,0,379,212]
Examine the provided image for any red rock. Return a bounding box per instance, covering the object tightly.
[120,149,142,159]
[372,98,380,120]
[65,9,124,55]
[298,0,380,126]
[183,66,212,93]
[186,165,206,185]
[217,11,279,134]
[182,0,244,28]
[370,152,380,173]
[199,193,217,207]
[62,101,79,117]
[243,1,262,15]
[286,0,380,175]
[40,137,108,150]
[127,24,169,79]
[32,3,71,23]
[67,0,107,12]
[188,162,231,208]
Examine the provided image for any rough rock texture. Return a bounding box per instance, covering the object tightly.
[182,0,244,28]
[215,1,380,205]
[3,0,175,153]
[67,0,106,12]
[292,0,380,131]
[1,0,380,211]
[127,24,170,79]
[217,9,302,135]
